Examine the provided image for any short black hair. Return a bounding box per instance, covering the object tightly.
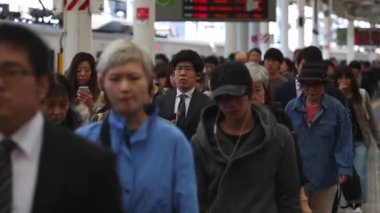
[283,58,294,71]
[0,23,51,76]
[155,53,169,64]
[248,47,262,56]
[204,55,219,65]
[296,46,323,66]
[264,48,284,62]
[170,49,204,73]
[325,59,335,68]
[348,60,361,70]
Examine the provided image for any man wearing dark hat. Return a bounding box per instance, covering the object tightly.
[285,61,353,213]
[263,48,288,100]
[191,62,300,213]
[274,46,346,108]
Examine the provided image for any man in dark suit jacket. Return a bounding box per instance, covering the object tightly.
[0,23,121,213]
[155,50,211,139]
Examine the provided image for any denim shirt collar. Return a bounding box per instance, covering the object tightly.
[108,104,158,145]
[294,93,330,112]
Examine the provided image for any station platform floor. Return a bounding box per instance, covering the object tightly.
[337,100,380,212]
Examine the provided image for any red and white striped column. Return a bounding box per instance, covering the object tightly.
[64,0,90,11]
[63,0,92,70]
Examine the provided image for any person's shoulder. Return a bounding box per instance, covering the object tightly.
[155,89,175,101]
[285,97,298,110]
[280,75,289,82]
[277,79,295,91]
[153,118,188,138]
[151,117,190,144]
[194,89,211,101]
[323,94,345,108]
[75,121,102,142]
[47,123,111,159]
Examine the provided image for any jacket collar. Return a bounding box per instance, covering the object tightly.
[292,93,329,112]
[108,104,159,145]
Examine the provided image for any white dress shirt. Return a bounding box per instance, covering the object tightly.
[0,112,44,213]
[174,88,195,117]
[295,79,303,97]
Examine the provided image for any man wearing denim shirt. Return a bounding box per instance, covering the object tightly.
[285,61,353,213]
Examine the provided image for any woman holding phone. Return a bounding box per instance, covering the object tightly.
[66,52,100,124]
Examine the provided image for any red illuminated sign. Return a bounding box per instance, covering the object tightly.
[183,0,268,20]
[136,7,150,21]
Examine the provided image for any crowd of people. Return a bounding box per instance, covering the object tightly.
[1,22,380,213]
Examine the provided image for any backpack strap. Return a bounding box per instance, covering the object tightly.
[359,88,370,120]
[100,114,111,148]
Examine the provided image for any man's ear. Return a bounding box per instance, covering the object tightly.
[196,73,201,80]
[36,74,50,101]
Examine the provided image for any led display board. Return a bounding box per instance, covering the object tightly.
[156,0,276,22]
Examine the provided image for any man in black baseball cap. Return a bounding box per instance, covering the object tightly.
[191,61,300,213]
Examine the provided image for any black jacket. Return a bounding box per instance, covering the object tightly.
[191,103,300,213]
[155,89,211,139]
[31,122,122,213]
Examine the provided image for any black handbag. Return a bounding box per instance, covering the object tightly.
[332,168,362,212]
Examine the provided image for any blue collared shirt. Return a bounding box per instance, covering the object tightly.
[76,108,198,213]
[285,94,353,191]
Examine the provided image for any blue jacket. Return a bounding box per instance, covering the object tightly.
[285,94,353,191]
[76,108,199,213]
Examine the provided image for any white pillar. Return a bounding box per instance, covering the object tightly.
[280,0,289,57]
[369,47,377,62]
[236,22,249,52]
[225,22,237,57]
[259,22,270,54]
[63,9,92,69]
[347,19,355,63]
[311,0,319,46]
[322,0,332,59]
[248,23,260,50]
[133,0,155,56]
[297,0,305,48]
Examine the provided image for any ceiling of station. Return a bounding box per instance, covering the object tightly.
[329,0,380,24]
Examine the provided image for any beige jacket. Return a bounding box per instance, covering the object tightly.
[352,89,380,145]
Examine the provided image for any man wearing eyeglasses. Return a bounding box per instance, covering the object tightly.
[285,61,353,213]
[0,23,121,213]
[155,49,210,139]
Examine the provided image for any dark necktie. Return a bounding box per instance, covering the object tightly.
[0,139,15,213]
[177,94,187,126]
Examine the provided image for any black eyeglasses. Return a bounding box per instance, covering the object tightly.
[174,65,195,72]
[0,63,33,83]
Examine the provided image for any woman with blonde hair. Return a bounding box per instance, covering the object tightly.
[76,39,198,213]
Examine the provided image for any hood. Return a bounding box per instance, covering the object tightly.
[193,103,281,161]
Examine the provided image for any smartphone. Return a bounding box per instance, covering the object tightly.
[78,86,90,94]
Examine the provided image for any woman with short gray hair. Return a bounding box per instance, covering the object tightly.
[245,62,269,103]
[77,39,199,213]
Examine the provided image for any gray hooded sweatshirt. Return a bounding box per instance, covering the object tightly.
[191,103,300,213]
